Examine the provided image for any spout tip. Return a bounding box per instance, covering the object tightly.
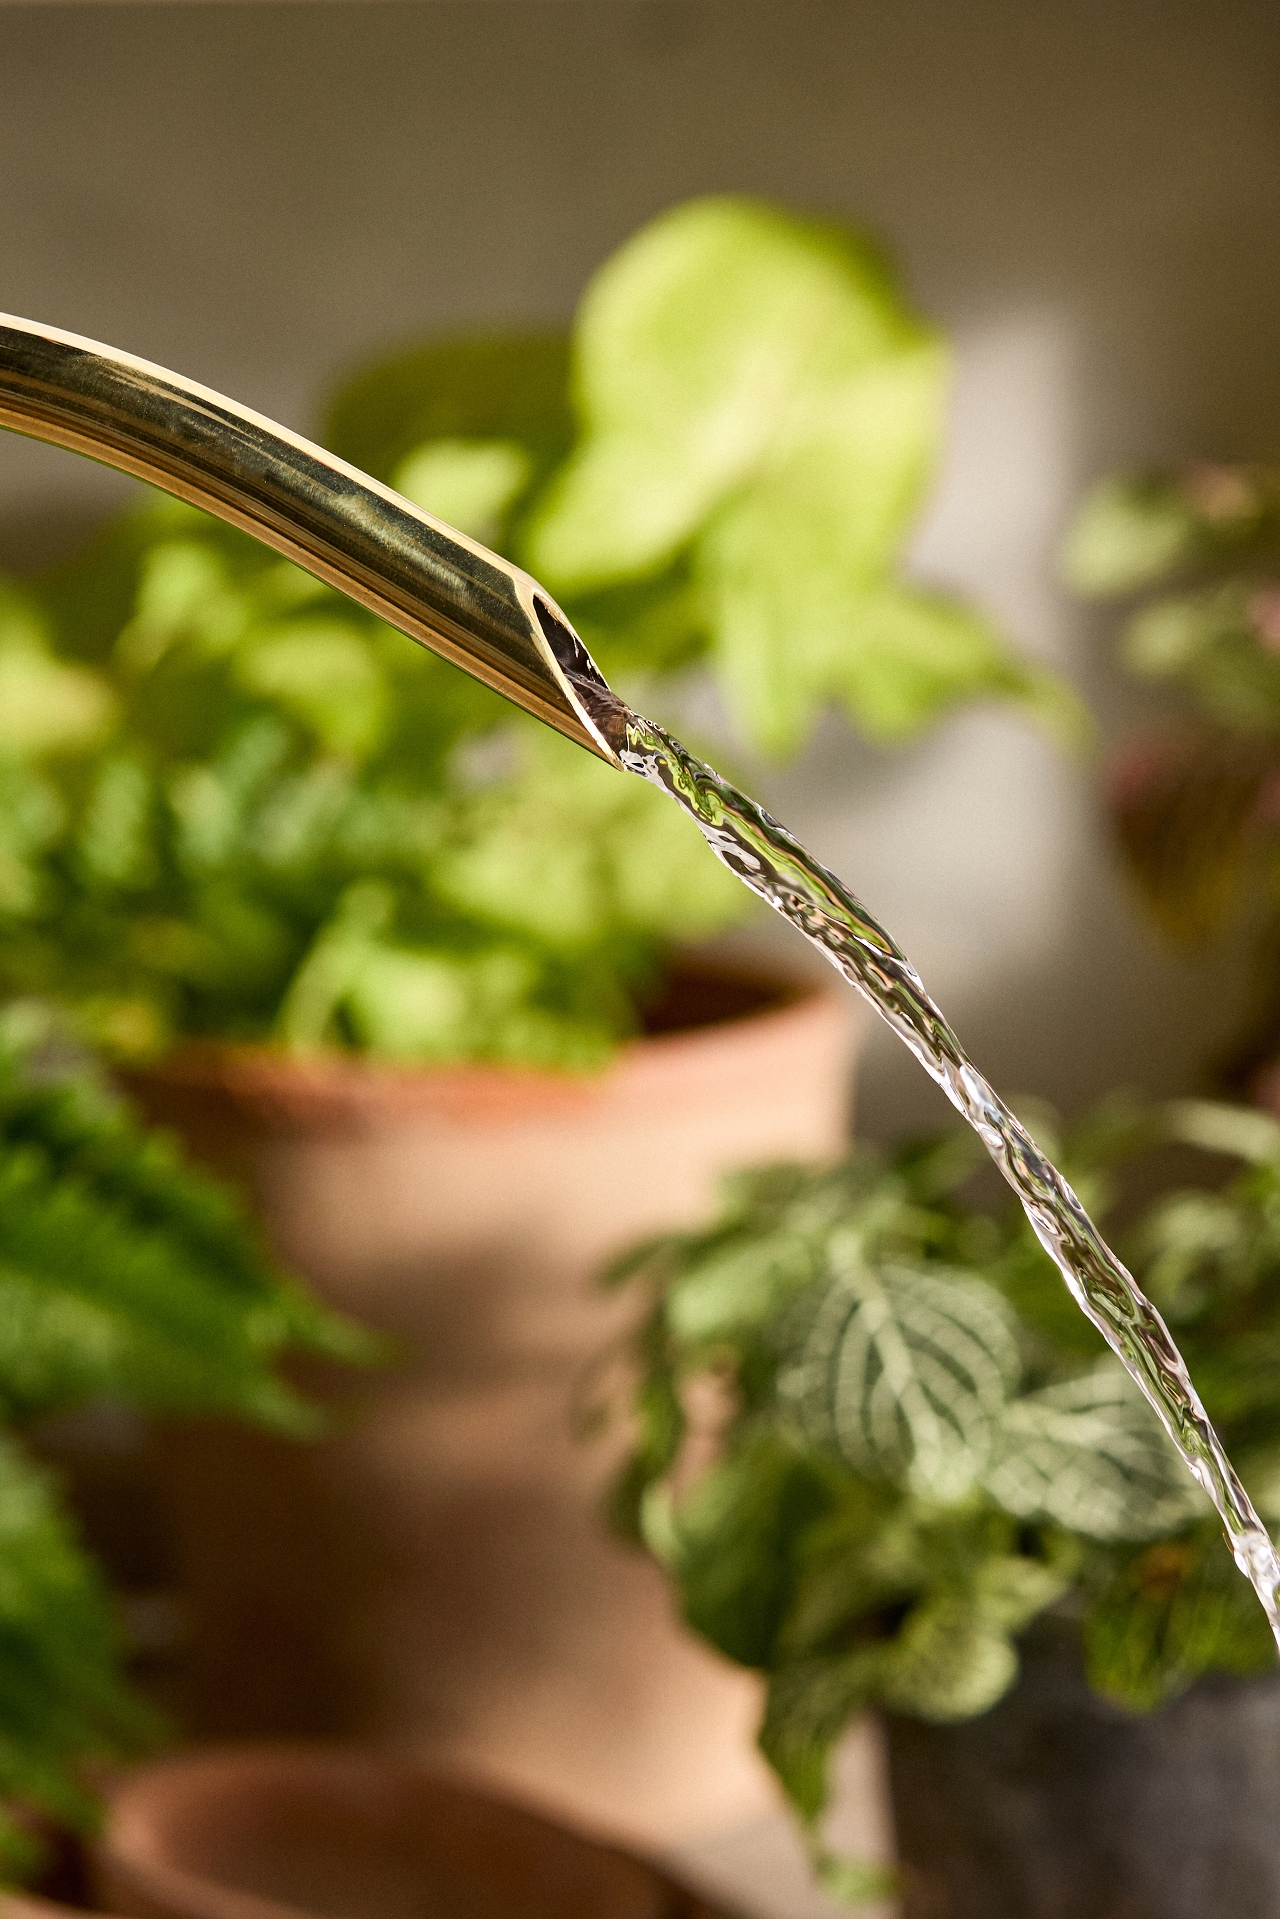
[531,595,627,770]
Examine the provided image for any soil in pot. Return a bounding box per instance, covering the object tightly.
[91,1746,730,1919]
[124,962,868,1847]
[885,1619,1280,1919]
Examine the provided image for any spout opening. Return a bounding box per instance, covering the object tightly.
[532,595,627,768]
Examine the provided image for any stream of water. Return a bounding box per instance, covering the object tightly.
[569,668,1280,1645]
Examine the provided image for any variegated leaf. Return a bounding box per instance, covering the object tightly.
[776,1238,1020,1502]
[984,1360,1208,1541]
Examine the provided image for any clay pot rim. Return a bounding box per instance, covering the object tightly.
[0,1897,84,1918]
[91,1742,706,1919]
[120,959,853,1133]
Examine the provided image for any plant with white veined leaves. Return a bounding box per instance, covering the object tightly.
[604,1095,1280,1898]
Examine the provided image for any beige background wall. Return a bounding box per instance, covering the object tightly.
[1,0,1278,1137]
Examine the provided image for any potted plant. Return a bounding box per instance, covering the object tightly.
[0,1012,372,1895]
[0,195,1077,1840]
[607,1092,1280,1915]
[1062,462,1280,1095]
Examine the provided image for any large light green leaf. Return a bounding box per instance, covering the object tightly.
[391,439,534,547]
[525,196,933,593]
[984,1361,1208,1541]
[777,1242,1020,1502]
[526,195,1071,759]
[696,347,944,755]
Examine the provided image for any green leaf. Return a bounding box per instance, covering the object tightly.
[276,878,621,1070]
[605,1303,686,1544]
[812,1851,897,1907]
[1161,1098,1280,1167]
[759,1649,884,1822]
[1062,468,1271,597]
[672,1433,837,1668]
[234,620,387,760]
[391,439,534,546]
[760,1538,1059,1823]
[984,1362,1208,1541]
[1062,475,1210,596]
[777,1243,1020,1502]
[665,1230,818,1348]
[76,757,157,894]
[0,1435,156,1873]
[878,1590,1019,1721]
[526,196,927,593]
[527,194,1076,760]
[321,333,572,495]
[0,1050,379,1428]
[1122,583,1280,735]
[0,584,114,760]
[1084,1528,1276,1710]
[0,762,64,918]
[708,571,1089,759]
[694,339,944,755]
[115,539,251,671]
[435,723,746,951]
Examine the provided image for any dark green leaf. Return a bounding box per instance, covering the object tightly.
[321,333,572,499]
[673,1434,837,1668]
[1085,1528,1276,1710]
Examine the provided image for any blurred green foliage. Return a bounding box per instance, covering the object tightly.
[0,1016,376,1878]
[0,197,1075,1069]
[608,1096,1280,1882]
[1064,462,1280,1085]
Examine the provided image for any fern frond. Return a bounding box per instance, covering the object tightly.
[0,1436,158,1872]
[0,1052,380,1429]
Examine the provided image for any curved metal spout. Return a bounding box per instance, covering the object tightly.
[0,315,620,767]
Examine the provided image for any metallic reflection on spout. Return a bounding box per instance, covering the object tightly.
[0,314,620,769]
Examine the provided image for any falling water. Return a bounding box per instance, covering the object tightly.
[569,668,1280,1646]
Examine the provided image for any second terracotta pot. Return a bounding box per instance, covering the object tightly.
[92,1745,728,1919]
[130,963,865,1847]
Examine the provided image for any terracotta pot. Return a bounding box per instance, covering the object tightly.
[0,1898,85,1918]
[91,1746,729,1919]
[126,963,866,1847]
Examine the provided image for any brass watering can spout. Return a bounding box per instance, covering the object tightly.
[0,314,622,768]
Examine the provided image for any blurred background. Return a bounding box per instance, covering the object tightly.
[4,8,1280,1919]
[4,0,1278,1137]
